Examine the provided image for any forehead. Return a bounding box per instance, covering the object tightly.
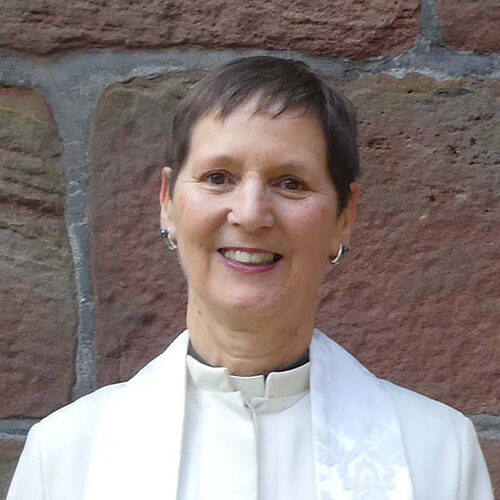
[187,99,327,164]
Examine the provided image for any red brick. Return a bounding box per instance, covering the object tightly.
[0,87,76,418]
[0,0,419,60]
[437,0,500,53]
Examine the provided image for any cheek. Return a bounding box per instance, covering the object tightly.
[175,193,224,249]
[287,201,336,248]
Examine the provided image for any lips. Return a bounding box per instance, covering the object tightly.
[218,248,282,266]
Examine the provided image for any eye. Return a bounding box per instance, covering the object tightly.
[278,176,305,191]
[204,171,231,186]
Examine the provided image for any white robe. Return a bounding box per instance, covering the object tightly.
[7,330,493,500]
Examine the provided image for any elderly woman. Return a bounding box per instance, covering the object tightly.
[8,56,493,500]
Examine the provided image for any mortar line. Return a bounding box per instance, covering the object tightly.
[0,419,39,439]
[416,0,445,50]
[0,45,499,84]
[39,76,102,402]
[467,414,500,441]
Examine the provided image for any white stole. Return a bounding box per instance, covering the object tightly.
[310,329,414,499]
[85,329,414,499]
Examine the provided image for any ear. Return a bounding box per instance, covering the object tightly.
[331,182,360,251]
[159,167,175,233]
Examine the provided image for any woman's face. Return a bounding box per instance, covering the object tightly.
[160,99,357,319]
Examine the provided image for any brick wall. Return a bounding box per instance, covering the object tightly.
[0,0,498,496]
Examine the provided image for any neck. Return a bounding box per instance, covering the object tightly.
[186,292,315,376]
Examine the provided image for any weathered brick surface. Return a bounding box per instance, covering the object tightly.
[0,439,23,500]
[89,76,193,386]
[0,0,420,60]
[437,0,500,53]
[90,72,499,414]
[0,87,76,418]
[480,439,500,497]
[318,74,499,414]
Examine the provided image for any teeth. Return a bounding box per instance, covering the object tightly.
[222,249,276,265]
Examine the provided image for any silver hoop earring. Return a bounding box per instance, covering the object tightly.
[160,228,177,250]
[330,243,349,265]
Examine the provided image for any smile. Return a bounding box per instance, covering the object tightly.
[219,248,282,266]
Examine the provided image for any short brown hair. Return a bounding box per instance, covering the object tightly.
[166,56,359,214]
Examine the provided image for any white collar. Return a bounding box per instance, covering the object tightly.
[186,353,310,398]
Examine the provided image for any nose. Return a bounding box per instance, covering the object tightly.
[226,178,274,232]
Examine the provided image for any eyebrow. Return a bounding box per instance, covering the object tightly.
[280,160,308,170]
[201,155,309,170]
[203,154,234,165]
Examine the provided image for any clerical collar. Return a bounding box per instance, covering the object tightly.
[186,350,310,401]
[187,340,310,378]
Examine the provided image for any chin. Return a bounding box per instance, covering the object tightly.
[213,289,286,317]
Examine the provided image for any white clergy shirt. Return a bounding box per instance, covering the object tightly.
[177,354,317,500]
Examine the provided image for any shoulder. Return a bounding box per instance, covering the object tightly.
[380,379,473,458]
[380,380,493,499]
[36,330,189,437]
[9,333,190,499]
[31,381,127,458]
[380,379,467,432]
[34,330,189,446]
[7,382,132,499]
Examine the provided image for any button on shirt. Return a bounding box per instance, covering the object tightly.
[177,355,316,500]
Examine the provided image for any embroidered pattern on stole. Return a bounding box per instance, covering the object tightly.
[310,330,414,500]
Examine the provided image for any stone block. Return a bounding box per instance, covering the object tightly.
[318,74,499,414]
[437,0,500,53]
[89,75,194,386]
[0,439,23,500]
[0,87,76,418]
[0,0,419,60]
[480,439,500,497]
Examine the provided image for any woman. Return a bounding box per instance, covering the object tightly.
[8,56,493,499]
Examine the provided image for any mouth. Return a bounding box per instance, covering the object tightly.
[218,248,283,266]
